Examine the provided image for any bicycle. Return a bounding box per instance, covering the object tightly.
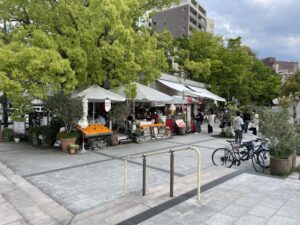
[239,138,270,168]
[212,140,265,173]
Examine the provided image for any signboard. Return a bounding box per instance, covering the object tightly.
[104,99,111,112]
[13,121,26,134]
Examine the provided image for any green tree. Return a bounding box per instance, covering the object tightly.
[0,0,176,113]
[281,71,300,96]
[174,31,280,105]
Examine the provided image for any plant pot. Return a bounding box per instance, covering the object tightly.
[68,148,77,154]
[177,127,186,135]
[110,133,119,146]
[60,138,77,152]
[31,136,40,146]
[270,156,292,175]
[14,137,20,143]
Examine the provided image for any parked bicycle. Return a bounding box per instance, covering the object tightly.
[239,138,270,168]
[211,140,265,173]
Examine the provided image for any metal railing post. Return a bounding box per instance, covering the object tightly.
[170,150,174,197]
[188,146,201,201]
[142,156,147,196]
[124,158,128,194]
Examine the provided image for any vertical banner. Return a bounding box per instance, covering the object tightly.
[104,99,111,112]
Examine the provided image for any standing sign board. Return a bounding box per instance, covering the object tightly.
[13,121,26,134]
[104,99,111,112]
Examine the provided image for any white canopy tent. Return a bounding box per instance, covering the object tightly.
[187,85,226,102]
[157,79,226,102]
[73,85,126,103]
[73,85,126,123]
[113,82,172,103]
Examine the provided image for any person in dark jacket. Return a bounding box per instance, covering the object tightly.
[243,110,251,133]
[195,109,204,133]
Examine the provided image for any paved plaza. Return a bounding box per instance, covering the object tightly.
[1,126,300,225]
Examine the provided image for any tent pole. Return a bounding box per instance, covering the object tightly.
[93,102,95,123]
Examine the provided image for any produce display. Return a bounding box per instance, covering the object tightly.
[78,124,112,136]
[139,123,164,129]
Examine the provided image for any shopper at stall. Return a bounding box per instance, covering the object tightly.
[233,111,244,144]
[208,109,215,133]
[94,114,106,125]
[195,109,204,133]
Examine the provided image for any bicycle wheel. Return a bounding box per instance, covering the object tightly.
[212,148,234,168]
[240,147,250,161]
[258,149,270,168]
[252,152,265,173]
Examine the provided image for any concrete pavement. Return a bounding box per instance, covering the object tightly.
[1,125,300,225]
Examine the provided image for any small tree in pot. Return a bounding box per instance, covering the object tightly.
[109,104,128,146]
[260,108,299,175]
[45,93,82,151]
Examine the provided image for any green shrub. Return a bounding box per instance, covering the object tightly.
[260,108,299,159]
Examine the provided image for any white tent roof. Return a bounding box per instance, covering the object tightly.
[157,79,225,102]
[113,82,172,103]
[187,86,226,102]
[73,85,126,102]
[157,79,198,97]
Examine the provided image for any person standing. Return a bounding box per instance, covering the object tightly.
[195,109,204,133]
[250,111,259,135]
[233,111,244,144]
[222,109,231,128]
[208,109,215,133]
[243,110,251,133]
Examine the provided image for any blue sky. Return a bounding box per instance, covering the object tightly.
[199,0,300,61]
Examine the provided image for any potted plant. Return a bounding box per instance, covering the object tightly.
[45,93,83,151]
[13,133,21,143]
[68,144,79,154]
[38,126,57,148]
[260,108,299,175]
[28,127,40,146]
[109,104,128,146]
[2,128,13,142]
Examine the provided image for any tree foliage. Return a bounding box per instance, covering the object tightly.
[0,0,176,109]
[281,71,300,97]
[174,31,281,106]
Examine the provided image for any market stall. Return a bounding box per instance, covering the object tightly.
[73,85,125,150]
[113,82,172,143]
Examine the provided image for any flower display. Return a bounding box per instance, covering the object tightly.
[79,124,112,135]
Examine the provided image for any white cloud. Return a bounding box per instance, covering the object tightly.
[200,0,300,60]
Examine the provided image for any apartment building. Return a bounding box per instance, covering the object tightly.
[151,0,207,38]
[262,57,300,83]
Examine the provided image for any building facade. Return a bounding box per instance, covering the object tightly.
[151,0,207,38]
[262,57,300,83]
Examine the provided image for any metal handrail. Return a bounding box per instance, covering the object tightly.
[123,146,201,200]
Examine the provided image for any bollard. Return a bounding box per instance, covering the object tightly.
[170,150,174,197]
[142,156,147,196]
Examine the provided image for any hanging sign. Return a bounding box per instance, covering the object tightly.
[104,99,111,112]
[13,121,26,134]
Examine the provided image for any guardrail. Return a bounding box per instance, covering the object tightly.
[123,146,201,200]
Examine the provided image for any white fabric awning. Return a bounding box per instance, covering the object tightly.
[73,85,126,102]
[187,86,226,102]
[113,82,172,103]
[157,79,198,97]
[157,79,226,102]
